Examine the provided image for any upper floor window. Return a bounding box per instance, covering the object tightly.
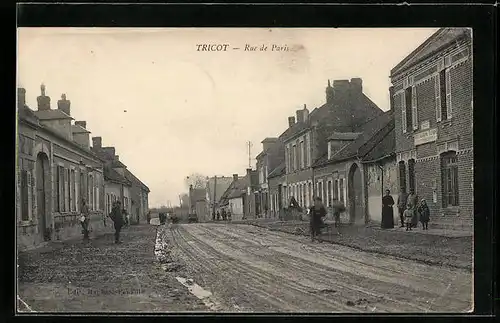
[435,56,453,122]
[398,161,407,192]
[300,140,305,169]
[401,74,418,133]
[441,152,459,207]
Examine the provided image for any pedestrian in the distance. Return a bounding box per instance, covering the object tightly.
[418,199,430,230]
[407,188,419,228]
[309,197,327,242]
[381,189,395,229]
[397,187,408,228]
[146,211,151,224]
[80,198,90,241]
[404,204,413,231]
[110,201,124,244]
[331,198,345,228]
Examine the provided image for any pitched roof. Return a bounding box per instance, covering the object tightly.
[361,127,396,162]
[227,178,248,199]
[104,166,131,186]
[206,176,233,204]
[190,188,207,204]
[111,159,127,169]
[124,168,150,192]
[327,132,361,141]
[268,161,286,179]
[391,28,471,77]
[219,176,245,205]
[313,110,394,168]
[34,109,73,120]
[71,124,90,134]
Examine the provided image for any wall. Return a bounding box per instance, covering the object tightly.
[229,197,244,220]
[313,161,350,223]
[365,158,398,224]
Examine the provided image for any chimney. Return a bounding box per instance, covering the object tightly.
[288,116,295,128]
[389,86,395,111]
[114,155,120,162]
[233,174,239,182]
[92,136,102,149]
[296,109,304,123]
[37,83,51,111]
[75,121,87,129]
[333,80,350,92]
[57,93,71,116]
[303,104,310,122]
[350,78,363,93]
[102,147,116,159]
[326,79,334,103]
[261,137,278,152]
[17,88,26,108]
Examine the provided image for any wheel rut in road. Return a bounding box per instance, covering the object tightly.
[166,223,472,313]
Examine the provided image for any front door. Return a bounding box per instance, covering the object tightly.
[348,163,364,224]
[36,153,48,240]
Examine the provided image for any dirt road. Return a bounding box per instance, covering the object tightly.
[163,223,473,313]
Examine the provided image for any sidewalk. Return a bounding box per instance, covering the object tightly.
[17,224,206,312]
[244,219,473,270]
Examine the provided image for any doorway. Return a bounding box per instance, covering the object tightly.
[348,163,364,224]
[36,153,50,241]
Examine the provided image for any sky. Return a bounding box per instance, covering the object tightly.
[17,27,438,207]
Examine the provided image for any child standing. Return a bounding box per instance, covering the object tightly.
[403,204,413,231]
[418,199,430,230]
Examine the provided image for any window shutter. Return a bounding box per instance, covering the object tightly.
[64,169,69,212]
[32,170,37,219]
[434,75,442,122]
[16,170,21,222]
[401,92,407,133]
[75,170,79,212]
[445,69,452,119]
[411,85,418,130]
[59,167,64,212]
[27,171,33,220]
[437,57,444,71]
[52,165,57,212]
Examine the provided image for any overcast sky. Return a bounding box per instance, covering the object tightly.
[17,28,438,207]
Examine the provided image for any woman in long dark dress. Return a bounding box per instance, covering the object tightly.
[381,189,395,229]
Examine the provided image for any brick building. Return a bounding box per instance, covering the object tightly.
[268,162,286,218]
[312,111,395,224]
[17,86,106,250]
[281,79,383,210]
[390,28,472,231]
[219,170,258,220]
[206,176,233,218]
[255,137,284,218]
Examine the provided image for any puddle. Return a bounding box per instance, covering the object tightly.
[175,276,223,311]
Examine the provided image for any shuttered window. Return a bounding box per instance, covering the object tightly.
[327,180,332,207]
[64,168,69,212]
[21,170,29,221]
[57,166,64,212]
[445,69,453,119]
[401,93,407,133]
[339,179,345,205]
[398,161,407,192]
[441,152,459,207]
[434,75,442,122]
[411,85,418,130]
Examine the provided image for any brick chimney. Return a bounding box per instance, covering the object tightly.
[75,121,87,129]
[350,78,363,93]
[303,104,310,123]
[288,116,295,128]
[57,93,71,116]
[233,174,239,182]
[261,137,278,152]
[17,88,26,108]
[326,79,334,103]
[114,155,120,162]
[102,147,116,160]
[333,80,350,93]
[37,83,51,111]
[92,136,102,149]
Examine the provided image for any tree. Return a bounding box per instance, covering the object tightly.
[185,173,207,189]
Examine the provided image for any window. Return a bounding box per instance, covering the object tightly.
[292,144,297,171]
[300,141,305,168]
[303,183,307,207]
[286,146,290,172]
[334,179,339,200]
[318,181,323,201]
[106,193,111,214]
[298,184,302,206]
[79,172,84,208]
[437,68,453,121]
[408,159,416,193]
[64,168,69,212]
[401,93,407,133]
[70,169,76,211]
[88,174,94,210]
[304,135,309,167]
[308,182,312,206]
[327,180,332,207]
[57,166,64,212]
[328,142,332,159]
[339,179,345,204]
[411,86,418,130]
[405,86,413,132]
[20,170,30,221]
[398,161,407,191]
[441,152,459,207]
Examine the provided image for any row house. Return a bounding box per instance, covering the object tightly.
[268,162,286,218]
[219,170,258,220]
[255,137,284,217]
[390,27,473,231]
[124,168,150,224]
[312,111,396,224]
[279,78,383,210]
[206,175,233,219]
[189,185,208,221]
[17,86,106,250]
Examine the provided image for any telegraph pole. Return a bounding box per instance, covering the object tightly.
[248,141,252,169]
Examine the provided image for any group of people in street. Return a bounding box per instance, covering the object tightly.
[382,188,430,231]
[308,196,345,242]
[213,208,232,221]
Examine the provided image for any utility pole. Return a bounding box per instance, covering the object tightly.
[212,175,217,221]
[248,141,252,169]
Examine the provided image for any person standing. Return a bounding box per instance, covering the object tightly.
[407,189,419,228]
[397,188,408,228]
[146,211,151,224]
[403,204,413,231]
[110,201,124,244]
[309,197,327,242]
[381,189,395,229]
[418,199,430,230]
[80,198,90,241]
[331,198,345,228]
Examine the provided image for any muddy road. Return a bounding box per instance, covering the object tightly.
[162,223,472,313]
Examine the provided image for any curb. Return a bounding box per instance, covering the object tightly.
[246,222,472,271]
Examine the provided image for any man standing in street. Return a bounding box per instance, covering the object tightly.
[397,187,408,228]
[110,201,124,244]
[80,198,90,241]
[309,197,327,243]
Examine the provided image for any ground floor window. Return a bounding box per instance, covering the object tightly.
[398,161,407,192]
[408,159,416,193]
[441,152,459,207]
[334,179,339,200]
[20,170,30,221]
[339,179,345,204]
[327,180,332,207]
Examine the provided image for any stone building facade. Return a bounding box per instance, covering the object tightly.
[17,86,105,250]
[390,28,473,231]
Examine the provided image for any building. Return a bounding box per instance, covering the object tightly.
[390,28,472,231]
[189,185,208,221]
[124,168,150,224]
[281,79,383,211]
[91,138,132,221]
[219,170,258,220]
[267,162,286,218]
[17,86,106,250]
[205,176,233,218]
[312,111,395,224]
[255,137,285,217]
